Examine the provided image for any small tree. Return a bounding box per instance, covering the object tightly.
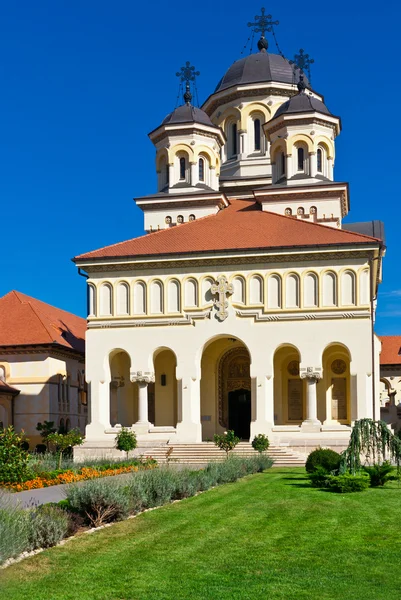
[214,430,240,457]
[36,420,57,450]
[0,426,31,483]
[252,433,270,454]
[48,429,84,469]
[115,427,137,460]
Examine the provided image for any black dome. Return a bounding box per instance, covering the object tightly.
[274,93,331,118]
[215,51,309,92]
[162,104,215,127]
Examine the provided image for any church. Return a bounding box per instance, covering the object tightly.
[73,11,384,457]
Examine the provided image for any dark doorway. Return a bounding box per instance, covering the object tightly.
[228,388,251,440]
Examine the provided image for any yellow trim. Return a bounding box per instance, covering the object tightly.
[314,137,334,160]
[283,272,301,310]
[182,276,199,309]
[240,103,271,129]
[338,268,357,308]
[132,279,147,316]
[170,144,195,162]
[164,277,182,314]
[300,270,319,310]
[287,133,314,153]
[193,146,217,168]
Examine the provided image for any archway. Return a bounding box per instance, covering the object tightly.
[200,337,251,440]
[273,346,304,425]
[322,344,351,425]
[109,350,137,427]
[150,348,178,427]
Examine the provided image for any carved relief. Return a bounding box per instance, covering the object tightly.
[218,347,251,428]
[211,275,234,321]
[331,359,347,375]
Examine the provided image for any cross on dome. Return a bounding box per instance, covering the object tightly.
[176,61,200,105]
[291,48,314,85]
[247,7,279,51]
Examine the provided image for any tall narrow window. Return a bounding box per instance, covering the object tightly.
[254,119,261,151]
[317,148,323,173]
[231,123,237,157]
[297,147,304,171]
[199,157,205,181]
[179,157,186,180]
[165,164,170,185]
[281,152,286,176]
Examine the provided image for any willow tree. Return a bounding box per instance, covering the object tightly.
[342,419,401,474]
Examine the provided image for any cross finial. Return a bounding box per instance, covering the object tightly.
[248,8,279,51]
[211,275,234,321]
[291,48,314,88]
[176,61,200,105]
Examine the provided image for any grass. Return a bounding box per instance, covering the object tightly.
[2,468,401,600]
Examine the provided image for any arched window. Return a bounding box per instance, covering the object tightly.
[99,283,112,316]
[285,207,292,216]
[285,274,300,308]
[359,269,370,305]
[341,271,356,306]
[249,275,263,304]
[254,118,261,151]
[227,122,237,159]
[199,157,205,182]
[317,148,323,173]
[201,277,214,305]
[322,272,337,307]
[297,147,305,171]
[150,280,163,314]
[179,157,186,180]
[280,152,286,177]
[232,276,245,304]
[167,279,181,313]
[87,283,96,317]
[185,278,198,307]
[297,207,305,216]
[165,163,170,185]
[267,275,281,309]
[116,282,129,316]
[304,273,318,307]
[134,281,146,315]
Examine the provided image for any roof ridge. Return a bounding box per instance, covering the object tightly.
[260,208,381,243]
[73,207,235,261]
[26,303,58,344]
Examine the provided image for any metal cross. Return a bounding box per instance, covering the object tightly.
[291,49,314,80]
[176,61,200,83]
[248,8,279,37]
[211,275,234,322]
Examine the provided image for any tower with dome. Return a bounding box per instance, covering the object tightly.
[73,10,385,459]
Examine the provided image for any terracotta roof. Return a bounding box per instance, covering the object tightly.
[75,200,381,262]
[0,291,86,353]
[380,336,401,365]
[0,380,20,396]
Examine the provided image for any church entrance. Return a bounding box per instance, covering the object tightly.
[228,388,251,439]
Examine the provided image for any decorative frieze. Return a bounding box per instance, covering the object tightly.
[130,371,155,384]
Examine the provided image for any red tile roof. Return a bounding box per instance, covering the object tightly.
[74,200,380,261]
[0,291,86,353]
[380,336,401,365]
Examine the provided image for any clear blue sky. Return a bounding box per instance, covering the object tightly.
[1,1,399,334]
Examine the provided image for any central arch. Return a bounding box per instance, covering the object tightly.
[200,336,252,441]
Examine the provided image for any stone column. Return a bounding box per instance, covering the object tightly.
[239,130,246,159]
[328,157,334,180]
[310,152,317,177]
[168,163,174,188]
[190,162,197,186]
[250,373,274,439]
[176,375,202,442]
[85,377,111,440]
[300,368,322,432]
[285,154,292,180]
[131,371,155,433]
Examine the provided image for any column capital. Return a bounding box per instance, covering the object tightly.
[300,366,322,381]
[130,370,155,384]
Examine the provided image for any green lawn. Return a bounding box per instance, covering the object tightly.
[2,468,401,600]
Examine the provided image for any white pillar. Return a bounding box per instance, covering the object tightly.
[286,154,292,180]
[176,375,202,442]
[328,158,334,180]
[85,377,111,440]
[301,371,322,432]
[137,382,149,425]
[168,163,174,188]
[239,131,246,159]
[250,373,274,439]
[190,162,197,186]
[310,152,317,177]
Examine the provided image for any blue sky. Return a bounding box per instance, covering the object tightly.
[1,1,399,333]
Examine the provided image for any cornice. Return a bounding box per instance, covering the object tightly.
[203,86,300,117]
[235,308,371,323]
[0,344,85,362]
[83,249,376,275]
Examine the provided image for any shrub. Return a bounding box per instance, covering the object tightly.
[115,428,137,460]
[214,430,240,456]
[0,493,30,564]
[252,434,270,453]
[27,504,70,550]
[171,469,199,499]
[309,466,330,488]
[0,426,31,483]
[305,448,341,475]
[66,478,130,527]
[363,461,394,487]
[36,421,57,450]
[325,472,370,493]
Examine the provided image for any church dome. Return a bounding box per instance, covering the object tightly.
[215,51,308,92]
[274,92,331,118]
[162,104,215,127]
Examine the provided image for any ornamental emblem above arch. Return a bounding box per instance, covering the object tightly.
[211,275,234,321]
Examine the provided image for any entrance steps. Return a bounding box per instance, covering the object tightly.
[141,442,306,467]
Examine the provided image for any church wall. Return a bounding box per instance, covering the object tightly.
[0,351,86,447]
